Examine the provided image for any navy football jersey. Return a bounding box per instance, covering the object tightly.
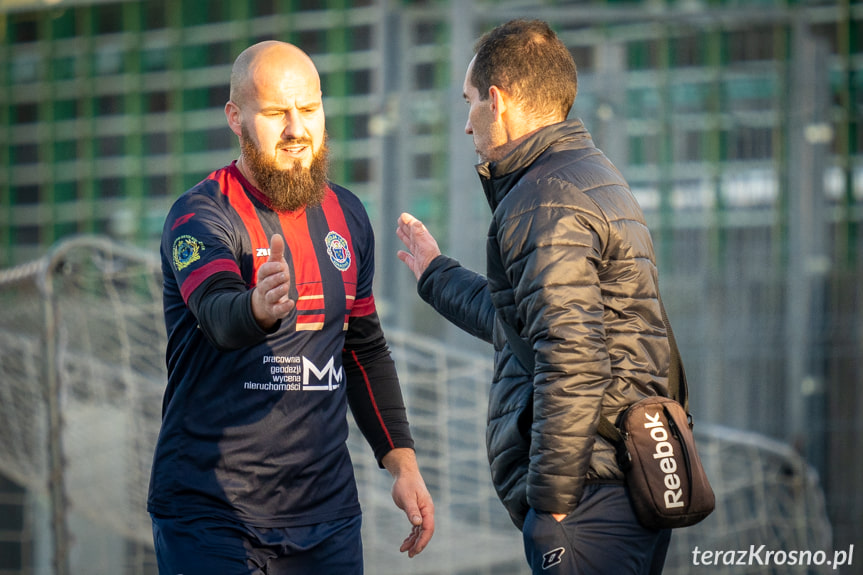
[148,163,410,527]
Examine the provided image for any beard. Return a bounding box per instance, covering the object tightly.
[240,126,330,212]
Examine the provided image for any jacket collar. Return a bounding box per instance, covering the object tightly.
[475,119,591,211]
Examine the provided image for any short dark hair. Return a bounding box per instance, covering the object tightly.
[471,19,577,120]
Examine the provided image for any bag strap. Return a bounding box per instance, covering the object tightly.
[498,296,689,447]
[658,295,688,413]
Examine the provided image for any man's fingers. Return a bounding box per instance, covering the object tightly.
[399,496,434,558]
[396,213,436,281]
[398,212,418,226]
[413,528,432,557]
[396,250,412,265]
[268,233,286,263]
[399,214,426,238]
[257,277,293,314]
[262,233,291,303]
[257,266,289,295]
[400,525,420,554]
[263,280,292,304]
[395,220,413,249]
[400,523,432,558]
[414,505,435,554]
[395,226,409,247]
[252,235,295,326]
[396,213,422,244]
[272,298,295,316]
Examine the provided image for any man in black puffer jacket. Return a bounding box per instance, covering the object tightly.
[397,19,672,575]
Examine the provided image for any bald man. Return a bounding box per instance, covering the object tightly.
[148,41,434,574]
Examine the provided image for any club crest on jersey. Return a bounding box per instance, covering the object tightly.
[325,231,351,272]
[172,235,205,271]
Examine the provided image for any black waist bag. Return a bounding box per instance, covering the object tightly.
[501,298,715,530]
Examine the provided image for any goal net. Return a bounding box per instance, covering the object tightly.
[0,236,835,574]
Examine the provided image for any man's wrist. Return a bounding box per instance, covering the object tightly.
[382,447,418,477]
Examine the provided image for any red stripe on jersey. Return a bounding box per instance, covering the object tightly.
[278,209,324,331]
[209,167,270,287]
[295,294,325,310]
[180,259,241,304]
[348,349,395,450]
[171,212,195,231]
[350,295,376,318]
[320,189,361,326]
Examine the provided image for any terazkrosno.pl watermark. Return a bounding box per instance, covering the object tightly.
[692,545,854,570]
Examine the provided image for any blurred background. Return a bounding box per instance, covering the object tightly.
[0,0,860,574]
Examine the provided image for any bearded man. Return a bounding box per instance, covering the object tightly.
[148,41,434,575]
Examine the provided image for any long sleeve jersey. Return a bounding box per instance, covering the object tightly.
[147,162,413,527]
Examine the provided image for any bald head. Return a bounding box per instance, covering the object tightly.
[229,41,320,109]
[224,40,328,208]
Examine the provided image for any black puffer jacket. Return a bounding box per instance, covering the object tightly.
[418,119,669,529]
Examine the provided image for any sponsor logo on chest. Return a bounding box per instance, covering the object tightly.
[245,355,344,392]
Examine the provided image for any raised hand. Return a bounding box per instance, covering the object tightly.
[396,213,442,281]
[251,234,296,329]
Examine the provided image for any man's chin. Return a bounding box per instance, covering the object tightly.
[275,155,312,170]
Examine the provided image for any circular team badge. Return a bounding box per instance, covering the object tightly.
[325,231,351,271]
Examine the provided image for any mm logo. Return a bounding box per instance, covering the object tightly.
[302,356,343,391]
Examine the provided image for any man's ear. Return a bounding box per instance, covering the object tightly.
[488,85,507,121]
[225,101,243,137]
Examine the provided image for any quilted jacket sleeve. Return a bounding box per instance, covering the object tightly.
[493,176,613,516]
[417,255,495,344]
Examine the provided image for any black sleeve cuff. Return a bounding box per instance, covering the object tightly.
[417,255,462,304]
[416,255,495,343]
[188,272,276,350]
